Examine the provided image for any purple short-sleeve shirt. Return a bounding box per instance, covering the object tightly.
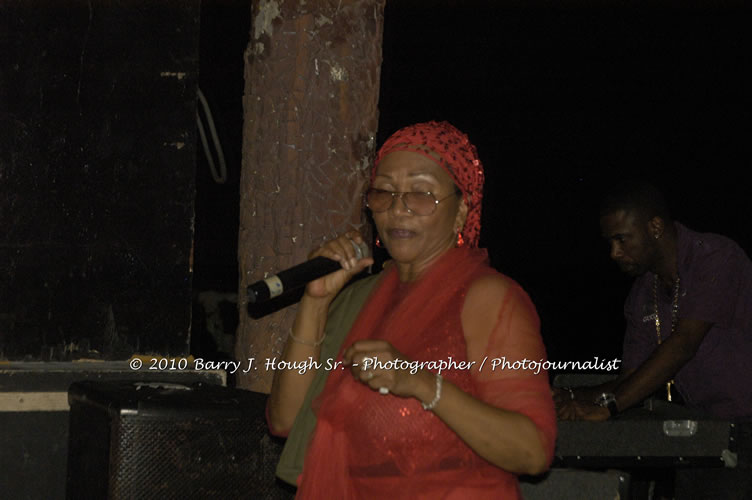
[622,222,752,419]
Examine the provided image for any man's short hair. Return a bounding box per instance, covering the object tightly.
[600,181,672,224]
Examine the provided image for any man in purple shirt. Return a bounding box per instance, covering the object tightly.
[621,220,752,419]
[555,182,751,498]
[557,182,752,420]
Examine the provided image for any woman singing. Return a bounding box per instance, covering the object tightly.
[267,121,556,499]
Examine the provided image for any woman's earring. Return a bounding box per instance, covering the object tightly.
[456,232,464,247]
[375,236,382,248]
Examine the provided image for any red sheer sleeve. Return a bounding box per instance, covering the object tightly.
[465,279,557,465]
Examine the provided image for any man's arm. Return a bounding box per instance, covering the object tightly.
[611,318,713,412]
[557,318,713,421]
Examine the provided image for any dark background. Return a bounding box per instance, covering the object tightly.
[193,0,751,367]
[1,1,200,361]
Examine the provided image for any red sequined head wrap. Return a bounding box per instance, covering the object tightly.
[374,121,484,247]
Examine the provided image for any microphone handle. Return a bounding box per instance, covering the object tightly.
[247,239,369,304]
[247,256,342,304]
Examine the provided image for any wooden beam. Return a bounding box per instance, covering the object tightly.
[236,0,385,393]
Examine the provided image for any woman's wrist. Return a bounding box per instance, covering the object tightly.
[300,290,335,311]
[422,374,443,411]
[285,297,331,349]
[288,328,325,347]
[414,370,441,408]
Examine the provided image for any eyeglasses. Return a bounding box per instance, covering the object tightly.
[365,188,458,216]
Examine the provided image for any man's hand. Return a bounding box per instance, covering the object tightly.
[557,400,610,421]
[552,386,602,407]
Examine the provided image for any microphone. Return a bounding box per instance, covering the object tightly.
[246,239,370,304]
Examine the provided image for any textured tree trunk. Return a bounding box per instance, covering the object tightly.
[236,0,385,393]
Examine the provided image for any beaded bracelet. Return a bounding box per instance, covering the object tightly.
[288,329,325,347]
[422,374,443,411]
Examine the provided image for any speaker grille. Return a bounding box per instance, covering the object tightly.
[67,382,293,500]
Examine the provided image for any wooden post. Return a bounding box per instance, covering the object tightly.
[236,0,385,393]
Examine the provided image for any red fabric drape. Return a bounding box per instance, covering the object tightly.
[297,247,556,499]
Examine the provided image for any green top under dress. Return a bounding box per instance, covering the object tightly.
[276,274,381,486]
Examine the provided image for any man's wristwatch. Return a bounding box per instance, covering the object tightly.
[594,392,619,417]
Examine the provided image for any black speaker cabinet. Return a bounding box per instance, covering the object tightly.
[66,380,293,500]
[520,468,631,500]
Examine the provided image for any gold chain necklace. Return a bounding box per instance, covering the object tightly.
[653,274,680,402]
